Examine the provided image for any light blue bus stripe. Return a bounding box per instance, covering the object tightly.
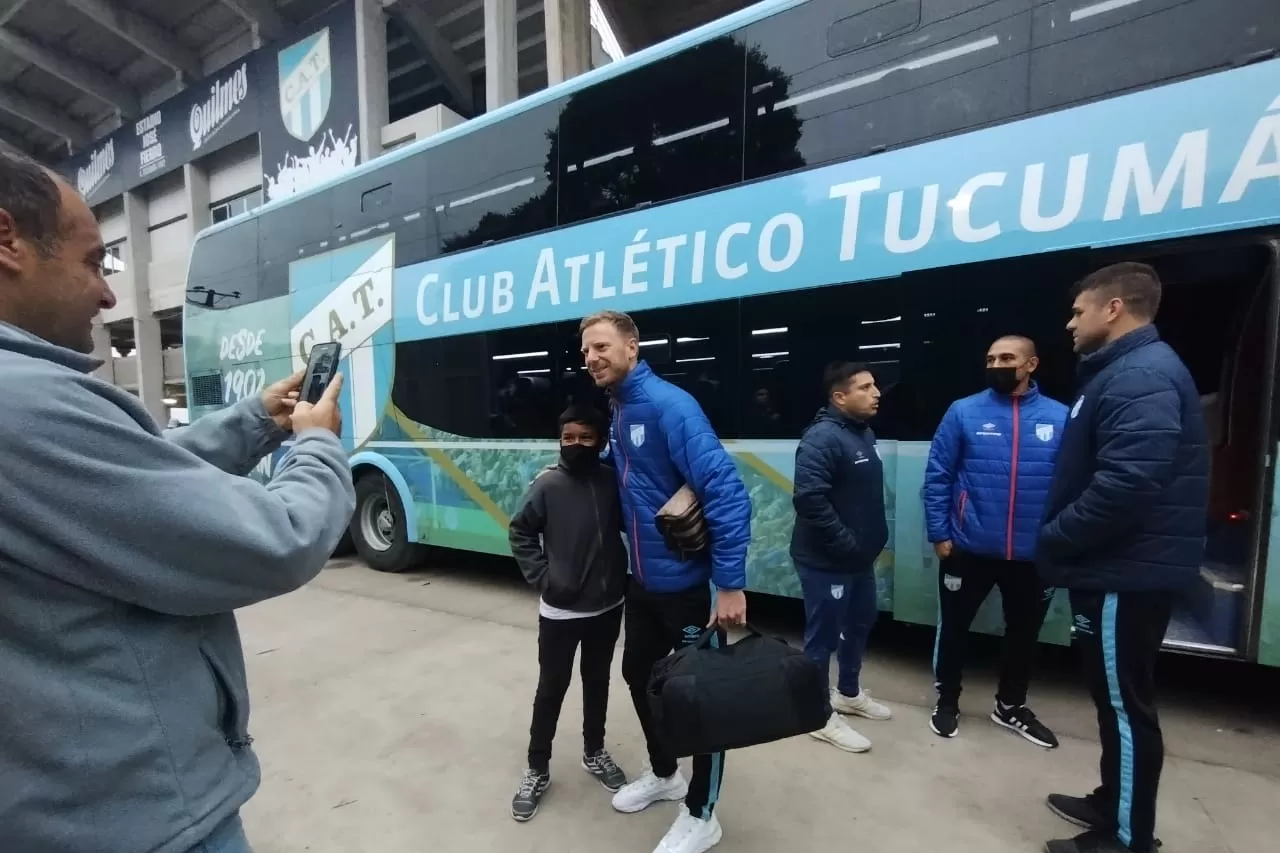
[1102,593,1136,847]
[932,595,942,690]
[193,0,810,241]
[384,57,1280,344]
[705,624,723,818]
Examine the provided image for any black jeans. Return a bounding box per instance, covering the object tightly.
[933,549,1054,706]
[621,578,726,819]
[1070,590,1172,853]
[527,604,623,774]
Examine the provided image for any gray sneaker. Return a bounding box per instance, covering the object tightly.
[511,769,550,822]
[582,749,627,792]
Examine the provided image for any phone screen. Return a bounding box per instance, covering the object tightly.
[302,342,342,404]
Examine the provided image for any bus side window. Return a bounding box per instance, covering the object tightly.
[557,37,746,226]
[332,154,435,265]
[259,192,333,298]
[391,333,493,438]
[187,218,260,310]
[428,99,563,256]
[742,0,1032,180]
[738,281,907,440]
[625,301,742,439]
[1029,0,1280,114]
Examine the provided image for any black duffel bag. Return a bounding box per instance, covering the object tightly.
[646,624,831,758]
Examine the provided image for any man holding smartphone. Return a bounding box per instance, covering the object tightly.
[0,151,355,853]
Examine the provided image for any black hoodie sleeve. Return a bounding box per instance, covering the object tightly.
[509,477,551,585]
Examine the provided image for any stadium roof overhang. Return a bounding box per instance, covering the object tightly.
[0,0,759,165]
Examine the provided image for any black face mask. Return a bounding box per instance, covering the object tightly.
[985,366,1021,395]
[560,443,600,473]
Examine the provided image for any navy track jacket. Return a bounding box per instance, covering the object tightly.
[1037,325,1210,592]
[789,405,889,575]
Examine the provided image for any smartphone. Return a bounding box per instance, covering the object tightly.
[301,341,343,404]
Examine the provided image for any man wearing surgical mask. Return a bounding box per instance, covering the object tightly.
[922,336,1069,747]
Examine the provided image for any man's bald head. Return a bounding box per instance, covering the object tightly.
[0,150,116,352]
[985,335,1040,396]
[993,335,1037,359]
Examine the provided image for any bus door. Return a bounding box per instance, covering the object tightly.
[1146,241,1278,658]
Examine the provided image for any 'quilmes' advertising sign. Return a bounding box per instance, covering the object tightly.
[52,0,347,201]
[74,137,120,205]
[189,60,253,153]
[125,57,260,187]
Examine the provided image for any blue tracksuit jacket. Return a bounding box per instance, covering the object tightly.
[607,361,752,592]
[924,383,1068,561]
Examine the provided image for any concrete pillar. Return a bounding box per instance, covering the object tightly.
[123,189,166,425]
[545,0,591,86]
[484,0,519,110]
[183,160,211,238]
[90,319,115,383]
[354,0,389,163]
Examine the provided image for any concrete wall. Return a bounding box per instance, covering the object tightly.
[206,136,262,205]
[146,171,191,313]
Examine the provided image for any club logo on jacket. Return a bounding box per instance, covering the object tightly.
[830,584,844,600]
[1036,423,1055,442]
[630,424,646,447]
[943,574,962,592]
[1071,396,1085,418]
[976,422,1001,436]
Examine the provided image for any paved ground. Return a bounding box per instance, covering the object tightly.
[235,554,1280,853]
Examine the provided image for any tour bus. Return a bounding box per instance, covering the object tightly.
[183,0,1280,666]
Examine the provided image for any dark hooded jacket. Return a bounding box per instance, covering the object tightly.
[508,458,629,612]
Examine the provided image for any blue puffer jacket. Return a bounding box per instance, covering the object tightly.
[607,361,752,593]
[1038,325,1209,592]
[789,406,889,574]
[924,384,1068,561]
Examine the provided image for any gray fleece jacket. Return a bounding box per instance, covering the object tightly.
[0,321,356,853]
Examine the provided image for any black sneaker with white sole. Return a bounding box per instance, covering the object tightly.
[582,749,627,792]
[992,704,1059,748]
[930,702,959,738]
[511,768,550,822]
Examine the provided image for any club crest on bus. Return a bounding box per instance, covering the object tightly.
[278,28,332,142]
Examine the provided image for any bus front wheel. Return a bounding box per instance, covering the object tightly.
[350,474,425,573]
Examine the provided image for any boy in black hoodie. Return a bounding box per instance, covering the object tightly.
[507,404,630,821]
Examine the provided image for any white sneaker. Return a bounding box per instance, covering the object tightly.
[831,688,893,721]
[611,766,689,814]
[654,804,723,853]
[809,712,872,753]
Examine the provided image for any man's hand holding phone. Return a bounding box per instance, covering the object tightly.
[260,369,304,432]
[291,373,344,436]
